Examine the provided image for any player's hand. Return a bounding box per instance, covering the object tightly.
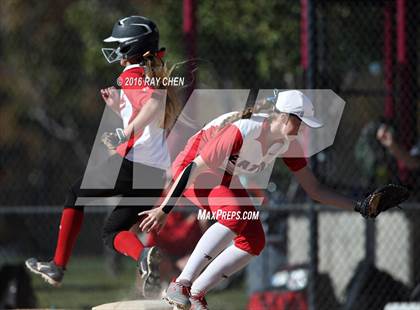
[138,207,168,233]
[101,128,127,150]
[376,124,394,148]
[100,86,120,109]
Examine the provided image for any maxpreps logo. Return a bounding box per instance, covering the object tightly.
[197,209,260,221]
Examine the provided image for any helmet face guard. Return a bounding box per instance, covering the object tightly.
[101,46,123,63]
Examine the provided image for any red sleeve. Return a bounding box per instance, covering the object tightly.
[282,157,307,172]
[119,71,154,110]
[200,125,243,169]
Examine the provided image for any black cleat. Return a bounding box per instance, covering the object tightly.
[138,246,162,298]
[25,258,64,287]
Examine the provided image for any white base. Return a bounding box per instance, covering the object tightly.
[384,303,420,310]
[92,299,173,310]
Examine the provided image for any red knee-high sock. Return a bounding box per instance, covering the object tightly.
[53,208,84,268]
[113,231,144,261]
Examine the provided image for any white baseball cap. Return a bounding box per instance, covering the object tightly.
[275,90,323,128]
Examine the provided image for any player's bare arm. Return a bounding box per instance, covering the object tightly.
[294,165,409,217]
[293,165,355,211]
[138,156,208,233]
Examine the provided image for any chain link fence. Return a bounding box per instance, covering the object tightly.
[0,0,419,309]
[1,204,417,309]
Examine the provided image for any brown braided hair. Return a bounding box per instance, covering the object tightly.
[218,98,277,131]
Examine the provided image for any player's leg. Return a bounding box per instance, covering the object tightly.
[102,202,163,262]
[164,222,234,309]
[176,222,235,284]
[101,162,166,297]
[162,172,218,288]
[25,154,129,286]
[101,161,165,260]
[165,180,254,309]
[102,204,160,295]
[25,179,86,286]
[54,155,134,266]
[186,206,264,310]
[190,217,265,297]
[102,203,163,298]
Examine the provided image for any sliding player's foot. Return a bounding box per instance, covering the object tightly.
[190,292,209,310]
[25,258,64,287]
[163,279,191,310]
[139,246,162,298]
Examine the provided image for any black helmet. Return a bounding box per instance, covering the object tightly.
[102,16,160,63]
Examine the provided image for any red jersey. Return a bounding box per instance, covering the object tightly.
[173,112,307,178]
[116,64,170,169]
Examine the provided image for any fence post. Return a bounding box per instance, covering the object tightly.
[301,0,317,89]
[365,220,376,265]
[308,204,318,310]
[183,0,197,98]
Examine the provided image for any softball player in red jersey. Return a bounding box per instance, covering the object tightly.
[139,90,356,309]
[25,16,180,297]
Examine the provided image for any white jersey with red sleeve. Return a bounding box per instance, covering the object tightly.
[172,112,307,178]
[115,64,170,170]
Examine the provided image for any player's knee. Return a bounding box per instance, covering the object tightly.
[234,221,265,256]
[234,234,265,256]
[63,193,84,211]
[253,230,266,255]
[102,217,120,251]
[63,182,82,210]
[248,228,266,255]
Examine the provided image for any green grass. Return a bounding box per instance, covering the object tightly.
[31,257,140,309]
[30,256,247,309]
[207,286,247,310]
